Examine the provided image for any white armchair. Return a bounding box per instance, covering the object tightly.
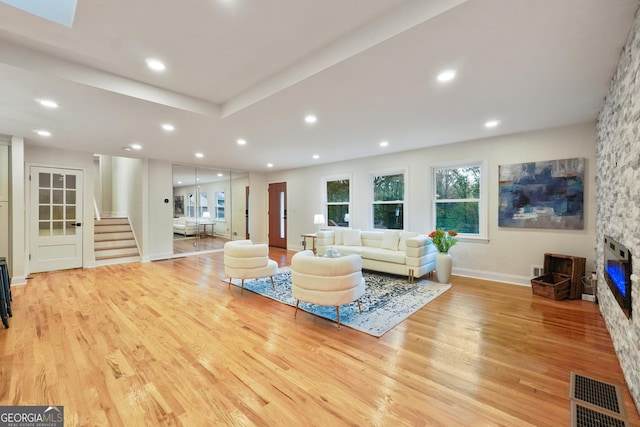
[291,250,365,328]
[224,240,278,295]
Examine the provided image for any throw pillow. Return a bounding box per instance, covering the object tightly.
[381,230,400,251]
[399,231,419,251]
[342,229,362,246]
[334,228,346,245]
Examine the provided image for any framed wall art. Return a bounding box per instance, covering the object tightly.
[174,195,184,216]
[498,157,584,229]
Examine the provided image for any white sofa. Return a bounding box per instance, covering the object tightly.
[316,228,437,281]
[173,217,202,236]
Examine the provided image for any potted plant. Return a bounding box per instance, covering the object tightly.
[428,230,458,283]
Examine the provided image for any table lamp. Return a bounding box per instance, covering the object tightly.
[313,214,325,231]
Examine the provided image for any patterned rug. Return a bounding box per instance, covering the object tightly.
[227,268,451,337]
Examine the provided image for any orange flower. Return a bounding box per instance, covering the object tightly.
[428,231,437,238]
[448,230,458,236]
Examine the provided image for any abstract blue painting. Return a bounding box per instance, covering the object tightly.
[498,158,584,229]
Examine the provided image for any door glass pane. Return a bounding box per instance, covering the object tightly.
[52,221,64,236]
[39,206,51,220]
[66,174,76,189]
[39,222,50,236]
[39,189,50,204]
[66,206,75,220]
[39,172,50,188]
[66,190,76,204]
[52,206,63,220]
[279,191,285,238]
[52,189,63,204]
[52,174,64,188]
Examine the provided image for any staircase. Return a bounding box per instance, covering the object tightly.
[94,217,140,265]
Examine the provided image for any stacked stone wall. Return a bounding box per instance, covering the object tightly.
[596,4,640,412]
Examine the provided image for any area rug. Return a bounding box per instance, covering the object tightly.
[227,268,450,337]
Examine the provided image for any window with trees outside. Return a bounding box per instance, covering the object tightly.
[372,172,405,230]
[325,177,350,227]
[215,191,225,221]
[433,163,484,236]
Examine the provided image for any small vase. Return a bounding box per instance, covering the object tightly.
[435,252,452,284]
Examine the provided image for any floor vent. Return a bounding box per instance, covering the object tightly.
[569,372,626,416]
[570,401,630,427]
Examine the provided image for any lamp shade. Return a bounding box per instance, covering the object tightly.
[202,211,211,218]
[313,214,325,225]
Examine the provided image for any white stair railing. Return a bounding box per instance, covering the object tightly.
[94,197,101,221]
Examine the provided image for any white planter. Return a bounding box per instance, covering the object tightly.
[435,252,452,284]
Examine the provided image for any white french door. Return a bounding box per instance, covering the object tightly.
[30,166,83,273]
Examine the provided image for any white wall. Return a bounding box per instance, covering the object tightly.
[111,156,143,251]
[146,160,174,260]
[248,172,267,244]
[231,173,248,240]
[9,137,26,284]
[265,122,597,285]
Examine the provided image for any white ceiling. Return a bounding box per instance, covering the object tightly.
[0,0,637,172]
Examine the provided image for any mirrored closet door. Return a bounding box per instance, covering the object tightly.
[172,165,248,256]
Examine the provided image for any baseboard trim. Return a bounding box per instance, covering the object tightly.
[10,275,27,286]
[452,267,532,287]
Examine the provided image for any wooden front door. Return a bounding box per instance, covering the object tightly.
[268,182,286,248]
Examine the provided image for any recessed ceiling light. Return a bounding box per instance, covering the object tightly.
[161,123,175,132]
[177,181,182,184]
[236,138,247,145]
[379,141,389,147]
[35,130,51,137]
[485,120,500,128]
[122,147,132,152]
[437,70,456,82]
[217,173,223,177]
[195,152,204,158]
[312,154,319,160]
[267,163,274,168]
[37,99,58,108]
[305,115,317,124]
[146,58,166,72]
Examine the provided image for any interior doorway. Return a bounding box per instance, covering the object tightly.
[29,166,83,273]
[268,182,287,249]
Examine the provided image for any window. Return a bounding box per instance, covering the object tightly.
[433,162,485,237]
[372,172,405,230]
[199,192,208,218]
[186,193,195,218]
[325,177,350,227]
[215,191,225,221]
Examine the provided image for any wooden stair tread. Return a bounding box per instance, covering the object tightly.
[94,217,139,262]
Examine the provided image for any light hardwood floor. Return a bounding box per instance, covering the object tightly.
[1,248,638,426]
[172,235,228,254]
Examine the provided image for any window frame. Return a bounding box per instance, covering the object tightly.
[369,168,407,231]
[322,174,352,227]
[431,160,488,242]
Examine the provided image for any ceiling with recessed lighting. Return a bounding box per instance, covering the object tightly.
[0,0,637,171]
